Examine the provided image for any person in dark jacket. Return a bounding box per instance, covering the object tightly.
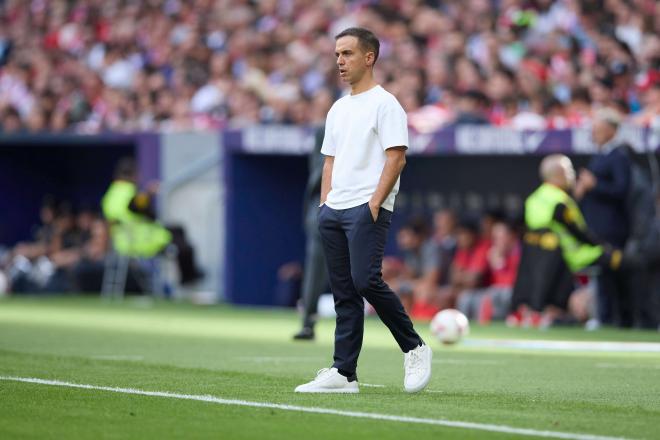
[292,126,329,340]
[575,108,632,326]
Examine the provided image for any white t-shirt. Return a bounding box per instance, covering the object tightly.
[321,85,408,211]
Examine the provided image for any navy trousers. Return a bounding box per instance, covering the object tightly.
[318,202,422,377]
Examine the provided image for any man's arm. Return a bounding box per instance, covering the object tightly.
[368,146,407,220]
[319,155,334,206]
[581,151,631,201]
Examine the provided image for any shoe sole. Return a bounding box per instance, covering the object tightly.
[404,348,432,393]
[294,388,359,393]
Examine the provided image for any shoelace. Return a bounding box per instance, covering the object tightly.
[404,348,424,375]
[316,368,331,378]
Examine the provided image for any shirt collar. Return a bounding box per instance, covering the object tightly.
[600,132,621,154]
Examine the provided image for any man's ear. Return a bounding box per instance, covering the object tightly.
[365,51,375,67]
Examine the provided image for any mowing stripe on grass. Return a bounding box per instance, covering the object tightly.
[89,355,145,361]
[432,359,503,365]
[595,363,660,370]
[0,376,630,440]
[236,356,322,363]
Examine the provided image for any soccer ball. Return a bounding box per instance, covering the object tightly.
[430,309,470,344]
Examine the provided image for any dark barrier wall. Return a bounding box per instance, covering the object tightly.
[222,151,595,306]
[225,153,308,305]
[0,136,135,246]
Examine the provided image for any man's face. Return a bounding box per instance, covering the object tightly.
[335,36,372,85]
[456,228,476,250]
[491,223,514,252]
[591,119,617,147]
[559,158,576,190]
[396,228,422,251]
[434,211,455,237]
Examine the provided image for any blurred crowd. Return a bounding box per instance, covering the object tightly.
[0,0,659,134]
[384,209,527,324]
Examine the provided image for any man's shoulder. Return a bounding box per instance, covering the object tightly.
[374,86,403,107]
[327,94,351,113]
[601,144,632,167]
[612,143,632,158]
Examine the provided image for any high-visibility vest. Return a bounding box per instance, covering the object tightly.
[101,180,171,257]
[525,183,602,272]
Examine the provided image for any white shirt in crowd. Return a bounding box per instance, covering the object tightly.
[321,85,408,212]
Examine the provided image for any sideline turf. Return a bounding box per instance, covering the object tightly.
[0,296,658,439]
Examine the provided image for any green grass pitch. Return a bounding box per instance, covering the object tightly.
[0,296,659,439]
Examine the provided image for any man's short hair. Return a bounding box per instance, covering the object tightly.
[403,215,429,237]
[594,107,622,128]
[335,27,380,65]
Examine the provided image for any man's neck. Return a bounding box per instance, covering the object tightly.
[599,136,619,154]
[350,73,378,95]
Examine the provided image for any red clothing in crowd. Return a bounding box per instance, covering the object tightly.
[453,239,491,285]
[490,244,521,287]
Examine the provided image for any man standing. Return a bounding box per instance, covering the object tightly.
[575,109,631,326]
[293,126,329,340]
[295,28,431,394]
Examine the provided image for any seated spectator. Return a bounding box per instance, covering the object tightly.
[11,196,58,262]
[383,216,439,314]
[479,208,506,249]
[457,220,521,323]
[448,90,490,126]
[103,158,202,291]
[102,158,172,259]
[431,208,458,288]
[72,218,109,292]
[47,208,104,292]
[414,215,490,320]
[6,201,102,294]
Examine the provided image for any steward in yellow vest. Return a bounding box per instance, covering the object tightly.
[101,158,171,258]
[524,154,622,273]
[512,154,624,316]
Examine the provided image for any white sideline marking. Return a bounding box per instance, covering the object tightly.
[0,376,631,440]
[360,383,385,388]
[465,339,660,353]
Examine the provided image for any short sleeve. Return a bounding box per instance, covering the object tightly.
[320,109,336,156]
[377,100,408,151]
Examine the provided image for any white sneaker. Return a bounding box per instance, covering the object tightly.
[404,344,432,393]
[294,368,359,393]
